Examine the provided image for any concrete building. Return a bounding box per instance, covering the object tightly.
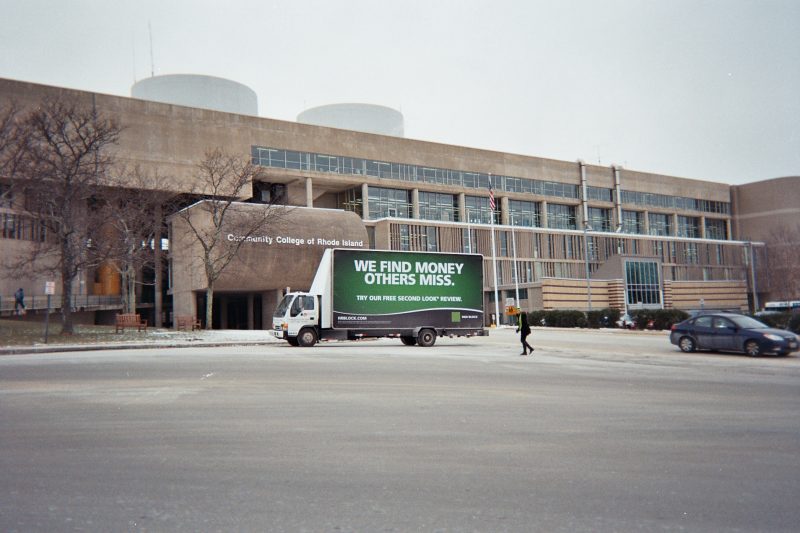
[1,77,796,328]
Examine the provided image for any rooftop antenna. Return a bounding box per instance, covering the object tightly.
[148,21,155,77]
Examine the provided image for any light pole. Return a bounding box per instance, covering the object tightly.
[748,241,760,313]
[583,222,593,311]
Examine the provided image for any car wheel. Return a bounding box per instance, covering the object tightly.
[298,328,318,347]
[744,340,761,357]
[400,336,417,346]
[417,329,437,347]
[678,336,696,353]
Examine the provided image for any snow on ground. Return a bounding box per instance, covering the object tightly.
[149,329,281,343]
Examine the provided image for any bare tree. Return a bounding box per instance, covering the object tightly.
[764,224,800,302]
[7,96,120,334]
[173,148,285,329]
[100,167,172,314]
[0,101,28,197]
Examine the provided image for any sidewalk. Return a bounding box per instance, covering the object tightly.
[0,328,282,355]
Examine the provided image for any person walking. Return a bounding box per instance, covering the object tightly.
[517,312,534,355]
[14,287,26,316]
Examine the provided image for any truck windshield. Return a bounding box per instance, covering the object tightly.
[274,295,294,317]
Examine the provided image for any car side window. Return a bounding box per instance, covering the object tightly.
[713,317,733,329]
[695,316,713,328]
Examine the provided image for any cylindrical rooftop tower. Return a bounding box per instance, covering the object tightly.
[297,103,404,137]
[131,74,258,116]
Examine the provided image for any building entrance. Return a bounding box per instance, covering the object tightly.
[195,292,264,330]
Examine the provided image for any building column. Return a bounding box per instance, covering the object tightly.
[643,210,650,235]
[578,160,589,226]
[261,290,279,330]
[699,216,707,239]
[247,293,254,330]
[305,177,313,208]
[220,295,228,329]
[412,188,420,219]
[726,219,732,241]
[578,202,589,229]
[612,165,623,229]
[673,214,680,236]
[541,201,549,228]
[500,196,510,225]
[154,203,163,327]
[361,183,370,220]
[458,193,466,222]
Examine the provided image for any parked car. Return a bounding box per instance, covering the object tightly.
[670,312,800,357]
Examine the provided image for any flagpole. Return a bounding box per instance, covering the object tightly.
[489,174,500,327]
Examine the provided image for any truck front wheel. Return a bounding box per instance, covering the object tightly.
[286,336,299,346]
[417,329,437,347]
[298,328,318,347]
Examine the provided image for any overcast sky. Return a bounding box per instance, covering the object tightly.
[1,0,798,184]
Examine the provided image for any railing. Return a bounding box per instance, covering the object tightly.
[0,294,123,314]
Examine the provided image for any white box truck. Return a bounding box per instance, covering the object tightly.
[272,248,487,347]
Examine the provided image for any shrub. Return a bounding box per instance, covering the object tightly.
[755,312,791,330]
[531,310,587,328]
[527,310,548,327]
[788,313,800,334]
[629,309,690,330]
[547,310,587,328]
[586,308,621,329]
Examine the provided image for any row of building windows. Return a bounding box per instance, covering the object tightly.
[0,184,13,208]
[1,213,47,241]
[620,190,729,215]
[252,146,730,214]
[252,145,580,200]
[389,222,746,285]
[340,186,729,240]
[392,222,737,264]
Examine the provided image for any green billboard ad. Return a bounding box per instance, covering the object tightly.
[332,250,484,329]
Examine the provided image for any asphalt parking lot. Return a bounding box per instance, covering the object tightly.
[1,328,798,532]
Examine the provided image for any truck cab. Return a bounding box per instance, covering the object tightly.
[272,293,319,346]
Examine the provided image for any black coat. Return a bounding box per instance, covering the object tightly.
[519,313,531,337]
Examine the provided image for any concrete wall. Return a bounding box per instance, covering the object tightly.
[168,204,368,317]
[665,280,748,311]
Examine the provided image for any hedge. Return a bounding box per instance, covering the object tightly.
[629,309,690,330]
[756,312,800,334]
[524,308,688,330]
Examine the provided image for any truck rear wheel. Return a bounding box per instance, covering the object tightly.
[417,329,437,347]
[400,336,417,346]
[298,328,318,347]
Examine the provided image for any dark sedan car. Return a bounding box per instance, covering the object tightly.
[670,312,799,356]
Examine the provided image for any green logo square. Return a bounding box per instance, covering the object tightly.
[451,311,461,322]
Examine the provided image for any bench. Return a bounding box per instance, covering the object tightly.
[115,313,148,333]
[175,315,202,331]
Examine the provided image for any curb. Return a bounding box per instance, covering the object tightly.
[0,341,276,356]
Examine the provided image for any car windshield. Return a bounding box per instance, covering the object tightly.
[730,315,769,329]
[274,295,294,317]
